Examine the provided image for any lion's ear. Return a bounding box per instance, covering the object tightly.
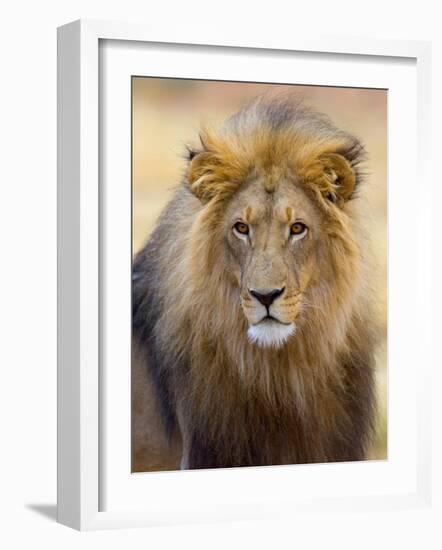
[186,130,225,203]
[186,150,219,204]
[317,153,357,207]
[186,130,247,203]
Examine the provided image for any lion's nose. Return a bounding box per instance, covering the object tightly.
[249,287,285,308]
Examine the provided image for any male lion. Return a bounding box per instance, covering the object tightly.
[132,95,378,471]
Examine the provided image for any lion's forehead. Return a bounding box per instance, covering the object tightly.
[227,178,321,225]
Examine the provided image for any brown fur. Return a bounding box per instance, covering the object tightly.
[132,95,377,471]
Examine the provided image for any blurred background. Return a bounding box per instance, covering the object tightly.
[132,78,387,461]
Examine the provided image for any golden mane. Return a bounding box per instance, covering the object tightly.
[132,96,377,470]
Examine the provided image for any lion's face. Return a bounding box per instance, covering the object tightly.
[224,177,322,348]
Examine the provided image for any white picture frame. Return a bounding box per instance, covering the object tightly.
[57,19,433,531]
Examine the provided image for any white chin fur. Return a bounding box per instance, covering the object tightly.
[247,320,296,348]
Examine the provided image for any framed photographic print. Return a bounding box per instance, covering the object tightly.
[57,19,432,530]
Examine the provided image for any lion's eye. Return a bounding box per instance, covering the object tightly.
[290,222,307,236]
[233,222,250,235]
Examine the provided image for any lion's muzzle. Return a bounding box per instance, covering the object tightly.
[242,286,298,348]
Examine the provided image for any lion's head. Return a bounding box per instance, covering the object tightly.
[184,96,366,349]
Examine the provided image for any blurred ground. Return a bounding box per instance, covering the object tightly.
[132,78,387,462]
